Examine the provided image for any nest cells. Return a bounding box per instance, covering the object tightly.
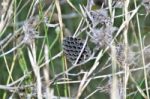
[62,37,91,64]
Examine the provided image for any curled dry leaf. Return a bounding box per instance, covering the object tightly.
[142,0,150,14]
[88,9,112,27]
[90,26,118,49]
[22,18,40,45]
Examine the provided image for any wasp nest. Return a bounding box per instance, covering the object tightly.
[62,37,91,64]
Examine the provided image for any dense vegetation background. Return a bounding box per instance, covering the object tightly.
[0,0,150,99]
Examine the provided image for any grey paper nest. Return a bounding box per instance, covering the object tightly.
[62,37,91,64]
